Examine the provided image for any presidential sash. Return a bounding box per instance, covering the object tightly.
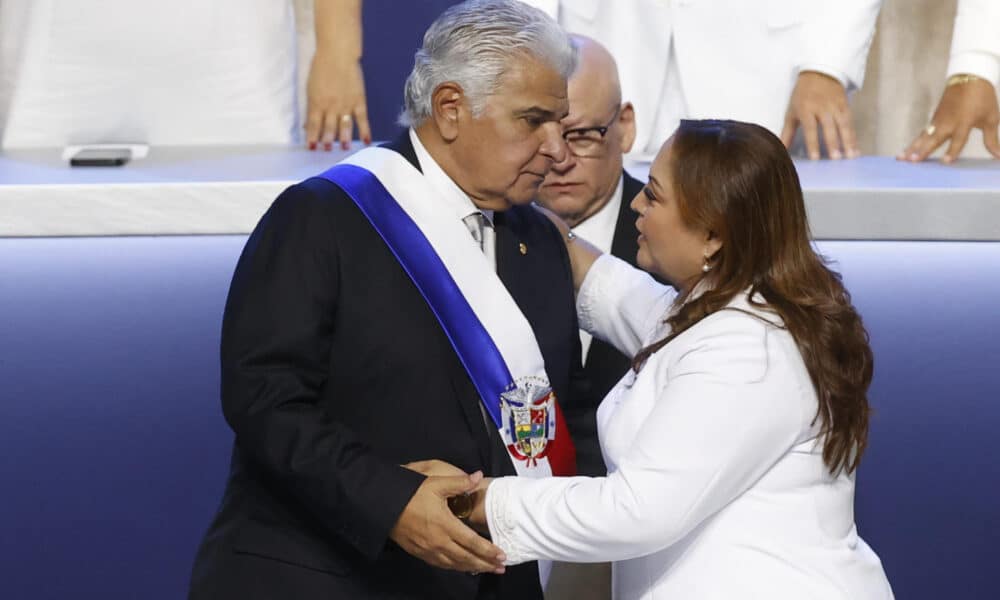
[318,147,575,477]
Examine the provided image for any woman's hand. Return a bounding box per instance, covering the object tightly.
[533,204,603,293]
[467,477,493,534]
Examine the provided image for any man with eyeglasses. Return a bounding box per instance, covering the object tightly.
[537,35,641,479]
[534,35,640,599]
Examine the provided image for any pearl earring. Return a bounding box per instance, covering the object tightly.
[702,256,712,272]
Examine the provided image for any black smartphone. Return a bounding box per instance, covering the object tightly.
[69,148,132,167]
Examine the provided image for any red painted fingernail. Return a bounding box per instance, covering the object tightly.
[325,143,332,151]
[308,142,317,151]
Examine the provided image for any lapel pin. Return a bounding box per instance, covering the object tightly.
[519,242,528,255]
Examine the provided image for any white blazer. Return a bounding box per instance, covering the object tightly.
[522,0,882,156]
[948,0,1000,88]
[486,255,894,600]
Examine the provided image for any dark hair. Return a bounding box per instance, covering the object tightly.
[632,120,872,475]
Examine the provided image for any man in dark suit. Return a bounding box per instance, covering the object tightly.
[536,35,644,480]
[533,35,647,600]
[188,2,582,599]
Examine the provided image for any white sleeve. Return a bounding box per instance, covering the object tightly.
[575,253,677,359]
[797,0,883,90]
[485,313,808,565]
[947,0,1000,88]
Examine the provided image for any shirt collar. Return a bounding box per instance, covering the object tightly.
[571,174,624,255]
[409,128,494,226]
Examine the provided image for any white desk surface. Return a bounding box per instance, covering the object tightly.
[2,144,999,239]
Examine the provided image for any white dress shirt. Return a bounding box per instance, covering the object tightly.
[409,128,495,271]
[571,174,623,358]
[486,254,894,600]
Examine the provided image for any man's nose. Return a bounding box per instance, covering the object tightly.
[539,122,569,164]
[549,143,578,174]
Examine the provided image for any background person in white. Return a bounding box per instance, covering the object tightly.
[899,0,1000,163]
[521,0,883,162]
[467,120,894,599]
[0,0,372,149]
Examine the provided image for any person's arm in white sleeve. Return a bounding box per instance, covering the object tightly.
[484,313,808,565]
[782,0,883,160]
[900,0,1000,163]
[576,253,676,359]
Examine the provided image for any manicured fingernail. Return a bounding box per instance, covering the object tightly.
[308,142,317,151]
[325,142,332,151]
[809,152,820,160]
[830,150,842,160]
[364,136,372,145]
[849,148,860,158]
[909,153,919,161]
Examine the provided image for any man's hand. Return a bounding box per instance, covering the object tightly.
[899,77,1000,164]
[781,71,860,160]
[305,49,372,151]
[403,459,468,478]
[389,472,506,574]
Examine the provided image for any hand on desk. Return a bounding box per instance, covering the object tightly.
[782,71,860,161]
[306,49,372,151]
[899,77,1000,164]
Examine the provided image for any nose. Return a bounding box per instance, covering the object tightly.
[549,142,578,175]
[539,122,568,164]
[629,190,643,215]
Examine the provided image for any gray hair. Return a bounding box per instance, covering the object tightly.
[399,0,576,127]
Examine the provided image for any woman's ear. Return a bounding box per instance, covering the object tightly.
[431,82,464,142]
[705,231,723,260]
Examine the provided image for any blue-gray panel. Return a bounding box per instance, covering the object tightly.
[0,237,997,599]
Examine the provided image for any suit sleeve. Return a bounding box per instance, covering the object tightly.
[797,0,883,90]
[484,313,808,565]
[220,182,425,560]
[947,0,1000,87]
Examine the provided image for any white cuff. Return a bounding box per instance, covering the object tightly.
[947,52,1000,90]
[485,477,530,565]
[797,64,852,91]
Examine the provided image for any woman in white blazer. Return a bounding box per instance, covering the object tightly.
[468,120,894,599]
[522,0,882,161]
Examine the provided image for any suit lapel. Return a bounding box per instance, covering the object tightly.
[608,171,644,268]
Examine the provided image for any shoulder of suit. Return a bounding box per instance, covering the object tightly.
[505,204,562,240]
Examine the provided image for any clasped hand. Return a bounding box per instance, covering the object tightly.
[390,460,497,574]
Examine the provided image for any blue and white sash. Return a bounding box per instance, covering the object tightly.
[318,147,574,477]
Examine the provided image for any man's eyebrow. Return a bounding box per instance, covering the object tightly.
[516,106,568,121]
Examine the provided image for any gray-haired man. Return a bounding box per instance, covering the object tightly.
[187,2,584,599]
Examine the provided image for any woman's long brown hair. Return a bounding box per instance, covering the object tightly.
[633,120,873,475]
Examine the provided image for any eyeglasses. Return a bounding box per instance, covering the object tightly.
[562,105,621,158]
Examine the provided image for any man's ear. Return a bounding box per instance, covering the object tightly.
[618,101,637,154]
[431,82,465,142]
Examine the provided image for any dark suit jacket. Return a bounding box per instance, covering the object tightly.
[563,171,646,477]
[189,134,583,600]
